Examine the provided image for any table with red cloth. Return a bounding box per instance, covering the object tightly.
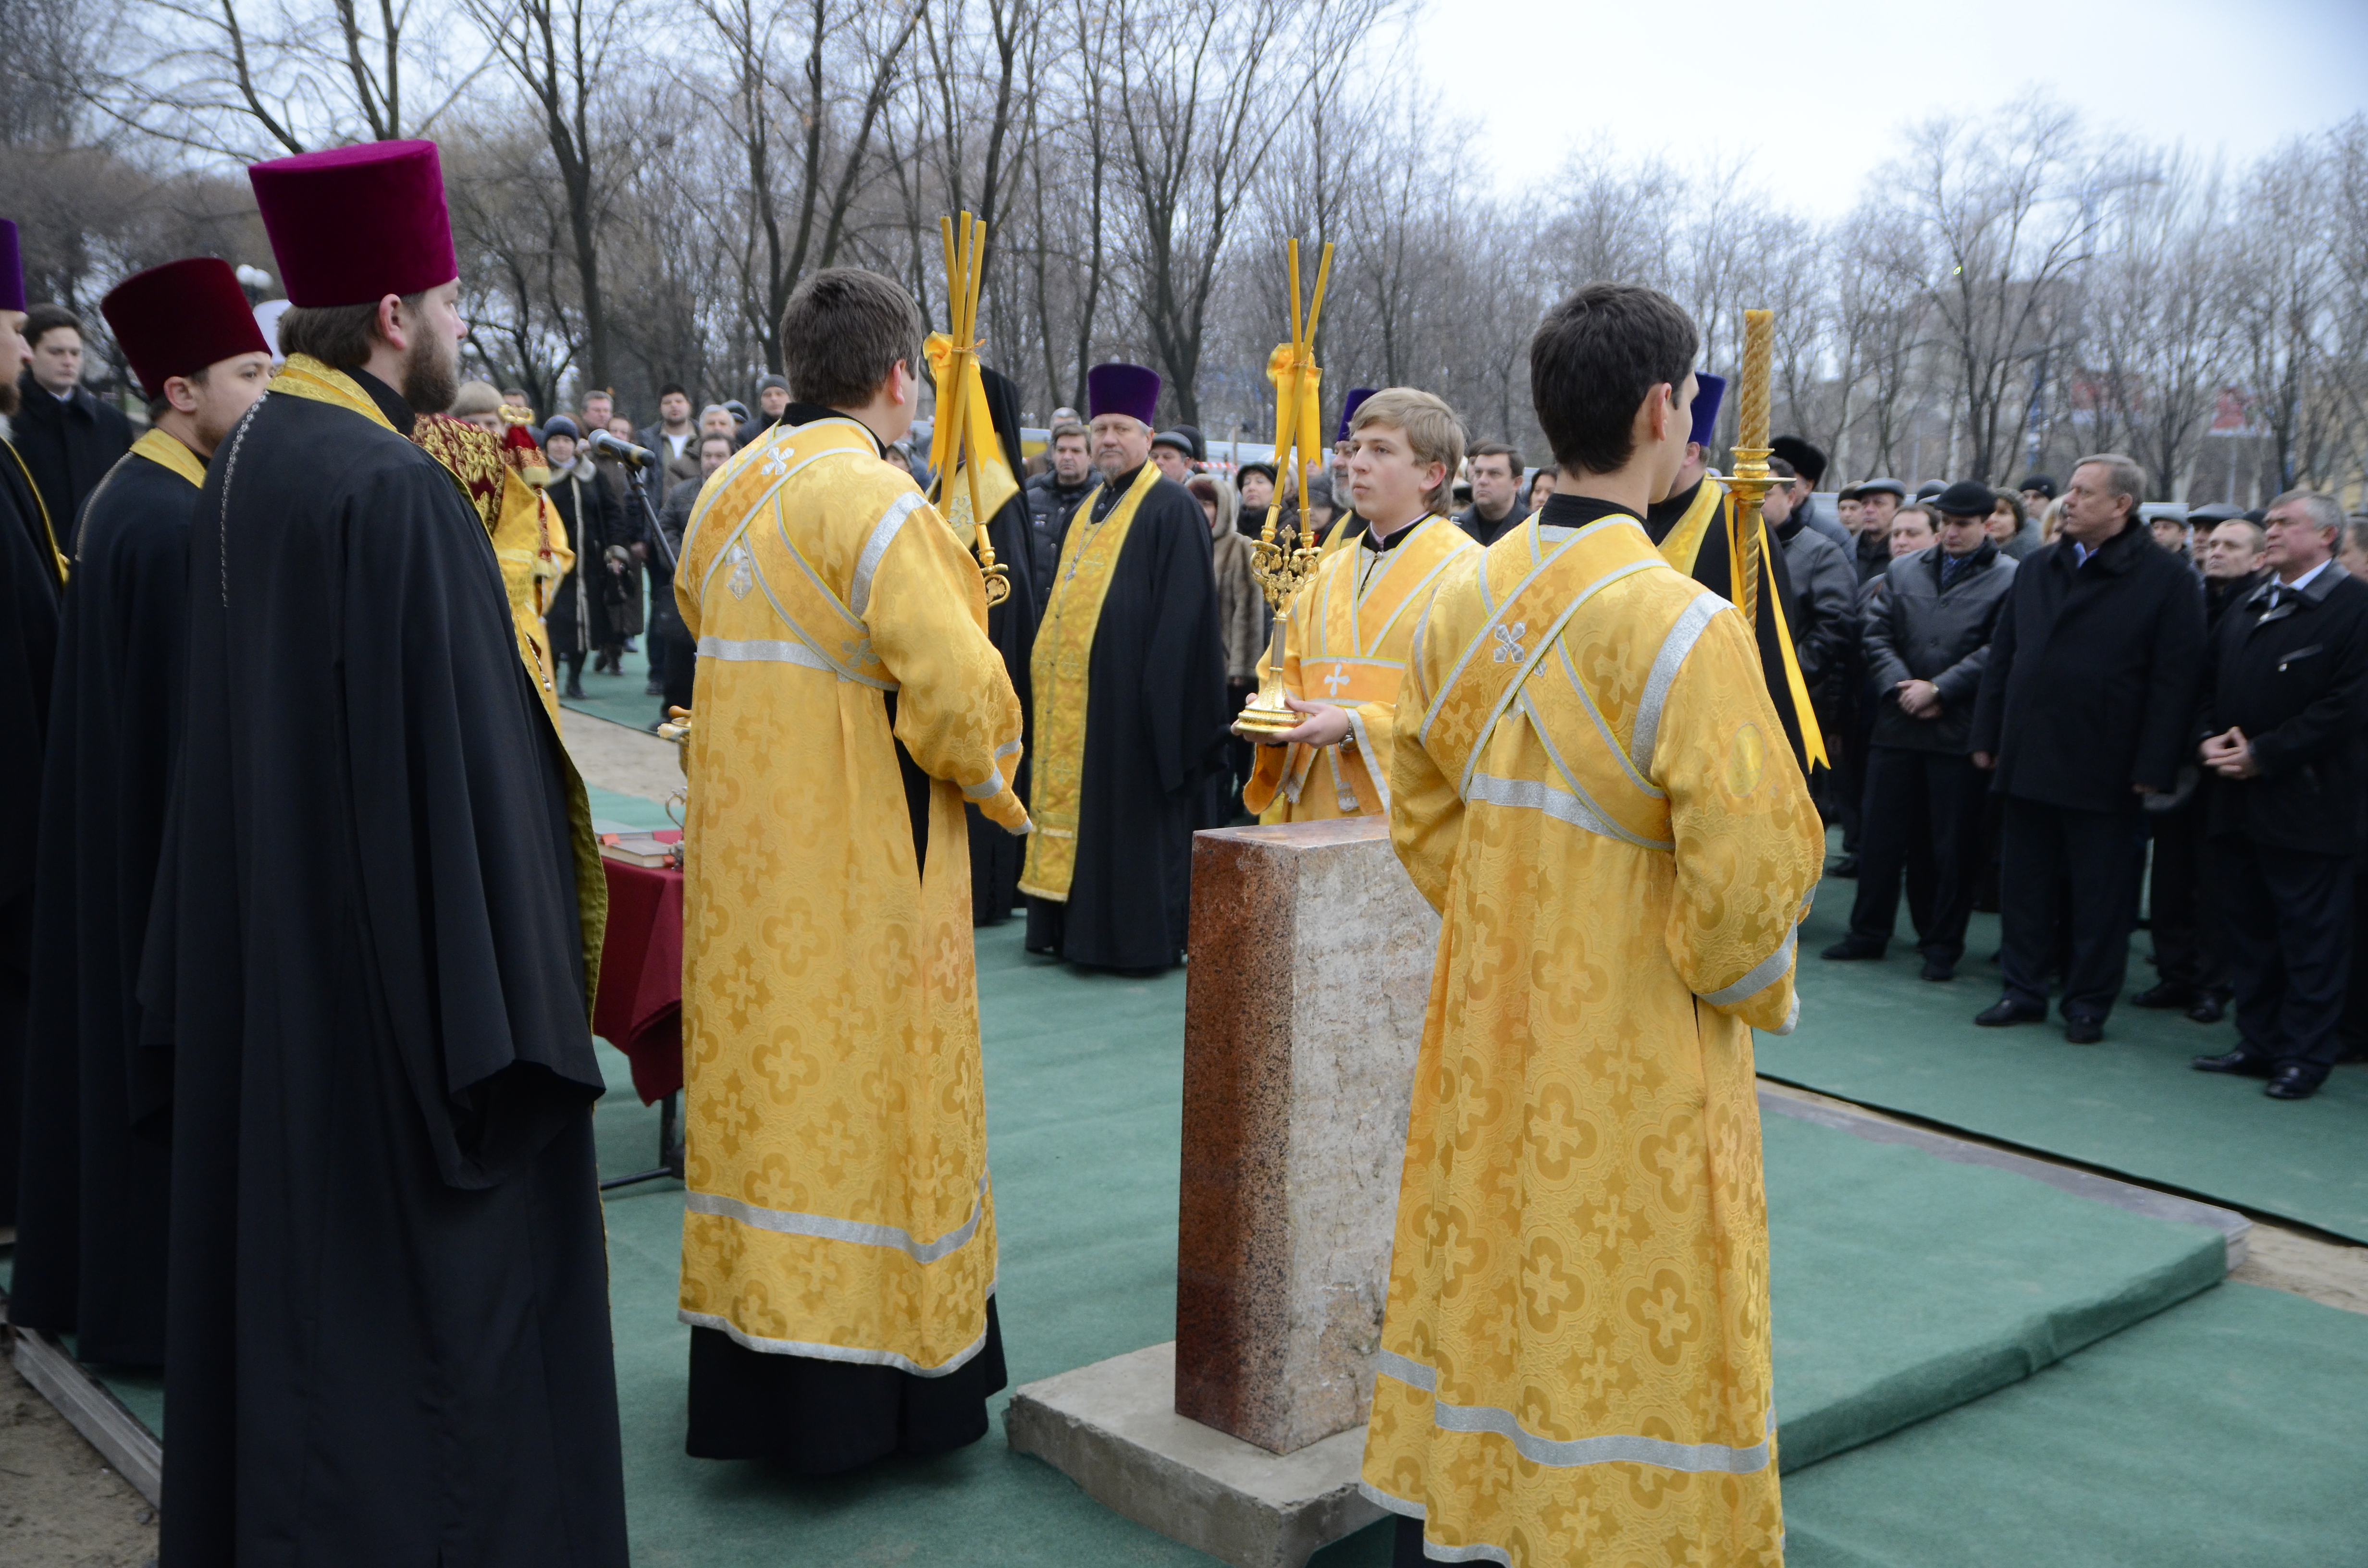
[595,850,684,1104]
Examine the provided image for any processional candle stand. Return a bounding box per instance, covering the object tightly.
[927,209,1012,610]
[1722,306,1828,769]
[1232,238,1334,740]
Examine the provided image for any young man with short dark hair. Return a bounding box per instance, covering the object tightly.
[674,265,1030,1469]
[12,301,133,529]
[1366,282,1820,1568]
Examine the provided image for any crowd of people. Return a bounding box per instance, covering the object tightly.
[0,129,2362,1568]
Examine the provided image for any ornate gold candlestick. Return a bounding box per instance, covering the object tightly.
[1233,237,1334,740]
[929,211,1011,608]
[1723,308,1776,631]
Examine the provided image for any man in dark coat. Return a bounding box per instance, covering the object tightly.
[9,260,272,1370]
[969,366,1042,924]
[1970,453,2207,1043]
[650,429,732,723]
[140,139,627,1568]
[2190,491,2368,1101]
[1022,362,1229,970]
[1824,481,2015,980]
[540,413,629,698]
[12,303,134,531]
[2135,513,2266,1021]
[0,219,66,1233]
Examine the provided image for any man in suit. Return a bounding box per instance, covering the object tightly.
[1970,454,2207,1043]
[12,304,133,530]
[2190,491,2368,1100]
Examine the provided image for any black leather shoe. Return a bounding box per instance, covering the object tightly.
[564,679,587,700]
[1829,855,1860,879]
[2191,1049,2274,1077]
[2186,992,2229,1025]
[1821,936,1887,961]
[1921,958,1956,982]
[2265,1063,2330,1100]
[1975,999,2046,1027]
[2063,1016,2105,1045]
[2132,981,2194,1010]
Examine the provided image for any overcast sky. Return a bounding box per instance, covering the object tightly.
[1407,0,2368,215]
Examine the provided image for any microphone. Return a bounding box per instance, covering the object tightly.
[588,429,658,469]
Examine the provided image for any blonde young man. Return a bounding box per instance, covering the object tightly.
[674,267,1029,1470]
[1366,282,1824,1567]
[1244,387,1479,821]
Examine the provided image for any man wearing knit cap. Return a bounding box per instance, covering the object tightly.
[138,142,628,1567]
[10,259,270,1375]
[1644,371,1816,772]
[1023,360,1229,969]
[0,217,66,1238]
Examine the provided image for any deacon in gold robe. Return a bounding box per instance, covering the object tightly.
[1364,284,1825,1568]
[1245,387,1478,821]
[1021,361,1229,971]
[1643,371,1817,771]
[674,267,1030,1469]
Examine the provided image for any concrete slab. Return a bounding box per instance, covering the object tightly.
[1003,1341,1381,1568]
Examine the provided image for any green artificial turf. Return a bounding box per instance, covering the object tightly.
[1782,1282,2368,1568]
[587,920,2233,1564]
[1764,875,2368,1243]
[558,637,671,735]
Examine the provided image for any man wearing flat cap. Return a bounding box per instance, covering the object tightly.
[0,217,66,1239]
[10,259,270,1375]
[139,141,628,1566]
[1023,361,1229,970]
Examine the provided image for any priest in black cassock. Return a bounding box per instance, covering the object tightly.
[969,364,1042,924]
[1021,362,1229,970]
[0,217,67,1233]
[138,141,628,1568]
[1641,371,1814,770]
[10,259,272,1370]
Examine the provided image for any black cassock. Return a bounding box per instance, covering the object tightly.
[968,367,1041,926]
[0,435,63,1230]
[1025,465,1229,970]
[11,445,194,1365]
[1645,476,1810,771]
[140,370,627,1567]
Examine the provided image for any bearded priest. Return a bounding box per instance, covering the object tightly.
[1367,283,1823,1567]
[138,141,627,1567]
[1022,362,1229,970]
[1244,387,1479,821]
[9,259,271,1372]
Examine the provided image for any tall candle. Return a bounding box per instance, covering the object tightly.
[1738,308,1772,453]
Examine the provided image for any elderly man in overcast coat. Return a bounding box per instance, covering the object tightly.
[2189,490,2368,1101]
[1969,453,2206,1044]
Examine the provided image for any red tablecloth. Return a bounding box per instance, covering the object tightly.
[595,856,683,1104]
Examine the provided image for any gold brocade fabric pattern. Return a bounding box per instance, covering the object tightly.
[1365,514,1825,1567]
[1018,462,1159,902]
[1244,515,1475,821]
[410,413,572,724]
[674,418,1028,1372]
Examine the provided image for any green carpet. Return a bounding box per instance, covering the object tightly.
[1783,1282,2368,1568]
[587,921,2232,1563]
[1766,877,2368,1242]
[558,637,670,734]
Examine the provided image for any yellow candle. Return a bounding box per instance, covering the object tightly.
[1738,308,1773,453]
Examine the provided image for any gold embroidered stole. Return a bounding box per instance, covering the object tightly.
[3,436,67,586]
[1019,462,1159,901]
[1656,477,1827,768]
[1420,514,1675,845]
[688,419,900,687]
[130,427,207,488]
[1282,516,1471,811]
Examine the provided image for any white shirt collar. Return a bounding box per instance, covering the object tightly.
[2283,558,2332,595]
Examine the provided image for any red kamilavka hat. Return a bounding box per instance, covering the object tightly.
[247,140,458,308]
[100,257,273,399]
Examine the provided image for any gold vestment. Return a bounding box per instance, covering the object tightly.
[674,416,1028,1372]
[1363,511,1825,1566]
